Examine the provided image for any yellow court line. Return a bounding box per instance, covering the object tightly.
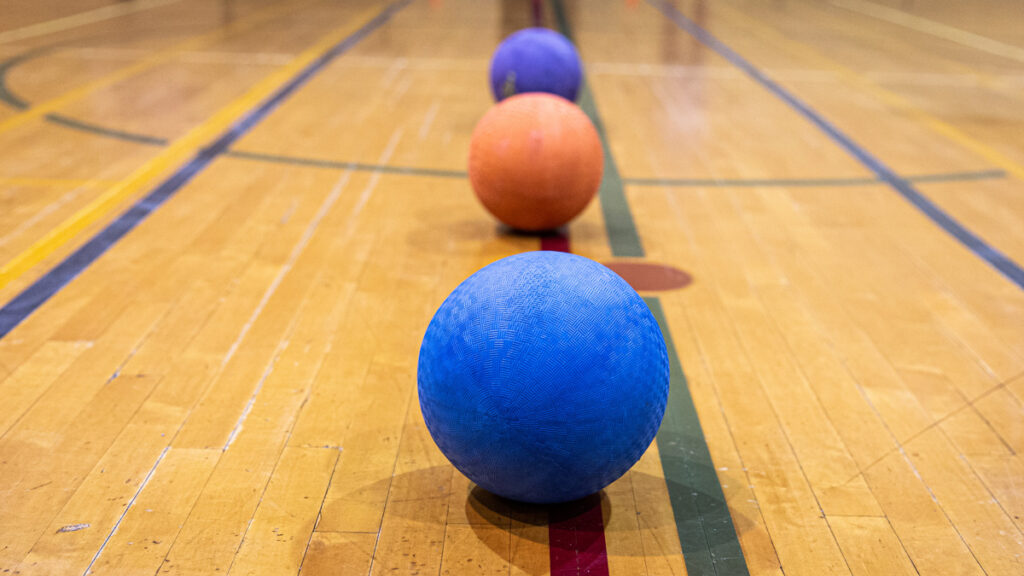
[0,4,383,292]
[0,0,315,138]
[723,4,1024,181]
[0,0,182,46]
[0,177,117,188]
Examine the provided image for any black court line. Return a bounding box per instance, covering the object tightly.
[46,113,170,145]
[0,44,1009,192]
[0,0,411,339]
[625,169,1008,187]
[650,0,1024,290]
[225,149,468,179]
[225,149,1006,188]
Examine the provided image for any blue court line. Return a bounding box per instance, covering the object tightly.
[649,0,1024,290]
[0,0,410,339]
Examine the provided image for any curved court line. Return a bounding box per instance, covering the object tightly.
[0,44,174,145]
[0,0,411,338]
[0,47,44,109]
[225,149,468,179]
[650,0,1024,291]
[46,113,170,146]
[0,0,321,139]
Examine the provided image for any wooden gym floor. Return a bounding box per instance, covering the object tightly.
[1,0,1022,574]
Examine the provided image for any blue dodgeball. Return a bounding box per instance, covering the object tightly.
[489,28,583,102]
[417,252,669,503]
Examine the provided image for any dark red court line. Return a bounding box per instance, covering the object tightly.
[540,231,571,253]
[538,228,611,574]
[549,500,610,576]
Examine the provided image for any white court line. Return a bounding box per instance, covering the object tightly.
[222,130,406,451]
[345,127,404,234]
[222,128,406,449]
[0,0,182,45]
[219,172,353,369]
[221,167,356,450]
[222,129,404,450]
[831,0,1024,64]
[418,99,440,140]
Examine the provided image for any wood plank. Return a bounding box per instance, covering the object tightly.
[940,405,1015,457]
[157,387,308,576]
[313,359,413,533]
[862,451,985,576]
[968,454,1024,533]
[301,532,378,576]
[603,471,648,576]
[16,396,185,575]
[902,427,1024,574]
[368,395,452,576]
[228,446,339,576]
[5,163,340,572]
[829,516,917,576]
[84,448,219,576]
[972,388,1024,454]
[0,339,92,435]
[439,524,509,576]
[0,302,169,568]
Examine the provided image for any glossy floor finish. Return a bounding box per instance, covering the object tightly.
[1,1,1022,575]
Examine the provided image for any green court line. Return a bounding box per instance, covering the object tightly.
[577,82,645,258]
[224,149,468,179]
[550,2,643,258]
[646,297,751,576]
[551,1,749,574]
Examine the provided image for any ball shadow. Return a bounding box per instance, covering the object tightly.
[463,467,757,561]
[467,484,611,527]
[495,223,569,238]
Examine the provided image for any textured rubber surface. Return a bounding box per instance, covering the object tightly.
[489,27,582,102]
[469,93,603,231]
[418,252,669,503]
